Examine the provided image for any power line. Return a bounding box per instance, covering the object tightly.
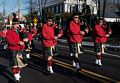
[6,0,18,14]
[0,0,5,7]
[6,0,17,12]
[18,0,20,19]
[7,1,16,10]
[6,3,18,15]
[0,0,6,13]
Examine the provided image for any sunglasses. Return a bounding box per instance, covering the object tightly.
[48,19,53,22]
[74,16,79,18]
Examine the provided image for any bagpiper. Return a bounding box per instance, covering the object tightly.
[6,13,32,81]
[41,17,63,74]
[94,18,112,66]
[67,13,88,71]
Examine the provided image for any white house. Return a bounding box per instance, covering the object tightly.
[43,0,97,15]
[43,0,120,22]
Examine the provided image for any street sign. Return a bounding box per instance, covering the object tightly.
[33,18,38,23]
[33,18,38,26]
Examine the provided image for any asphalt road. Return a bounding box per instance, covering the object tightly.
[0,48,100,83]
[34,40,120,82]
[0,39,120,83]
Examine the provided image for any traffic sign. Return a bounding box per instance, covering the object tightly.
[33,18,38,23]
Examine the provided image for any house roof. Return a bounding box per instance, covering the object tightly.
[100,0,120,18]
[101,10,120,18]
[45,0,65,7]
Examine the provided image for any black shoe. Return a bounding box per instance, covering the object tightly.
[15,80,20,83]
[76,67,82,72]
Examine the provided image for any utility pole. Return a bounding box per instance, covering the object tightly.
[38,0,42,17]
[3,1,5,18]
[30,0,33,22]
[3,1,5,25]
[18,0,20,20]
[102,0,106,18]
[85,0,87,14]
[98,0,100,18]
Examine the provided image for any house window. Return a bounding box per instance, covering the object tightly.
[47,8,49,12]
[62,4,64,13]
[54,6,56,14]
[60,5,62,13]
[50,7,52,11]
[56,6,58,14]
[48,8,50,12]
[70,5,72,13]
[52,7,54,13]
[58,5,60,13]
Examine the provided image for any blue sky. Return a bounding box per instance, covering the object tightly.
[0,0,28,15]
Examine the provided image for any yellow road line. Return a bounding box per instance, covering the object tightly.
[53,58,117,82]
[54,61,110,83]
[53,59,72,67]
[31,53,119,83]
[81,69,116,82]
[54,62,74,71]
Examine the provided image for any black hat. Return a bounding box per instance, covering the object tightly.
[12,18,19,23]
[12,12,19,24]
[72,12,79,17]
[47,16,54,21]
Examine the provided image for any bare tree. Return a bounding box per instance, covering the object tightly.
[38,0,48,17]
[27,0,38,22]
[113,0,120,16]
[113,0,120,10]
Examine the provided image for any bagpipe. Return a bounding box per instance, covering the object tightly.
[80,18,92,34]
[51,21,62,56]
[53,22,62,36]
[101,22,112,34]
[105,23,112,34]
[19,24,29,49]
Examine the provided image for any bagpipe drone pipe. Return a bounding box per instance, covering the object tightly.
[52,22,62,56]
[53,21,62,36]
[80,19,90,34]
[104,22,112,34]
[19,28,29,49]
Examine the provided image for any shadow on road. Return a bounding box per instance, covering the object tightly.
[0,64,16,83]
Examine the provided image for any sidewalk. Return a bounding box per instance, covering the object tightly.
[58,39,120,49]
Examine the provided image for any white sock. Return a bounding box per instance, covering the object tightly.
[95,59,99,64]
[98,60,102,66]
[72,61,76,67]
[70,53,73,56]
[4,45,7,49]
[26,54,30,58]
[18,71,21,78]
[14,73,20,81]
[49,66,54,74]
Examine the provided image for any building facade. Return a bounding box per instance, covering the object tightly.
[43,0,97,15]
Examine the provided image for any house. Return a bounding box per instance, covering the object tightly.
[43,0,97,15]
[99,0,120,22]
[43,0,120,22]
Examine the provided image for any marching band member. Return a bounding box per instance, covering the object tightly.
[67,14,87,71]
[0,28,8,49]
[94,19,112,66]
[6,16,32,81]
[41,17,63,74]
